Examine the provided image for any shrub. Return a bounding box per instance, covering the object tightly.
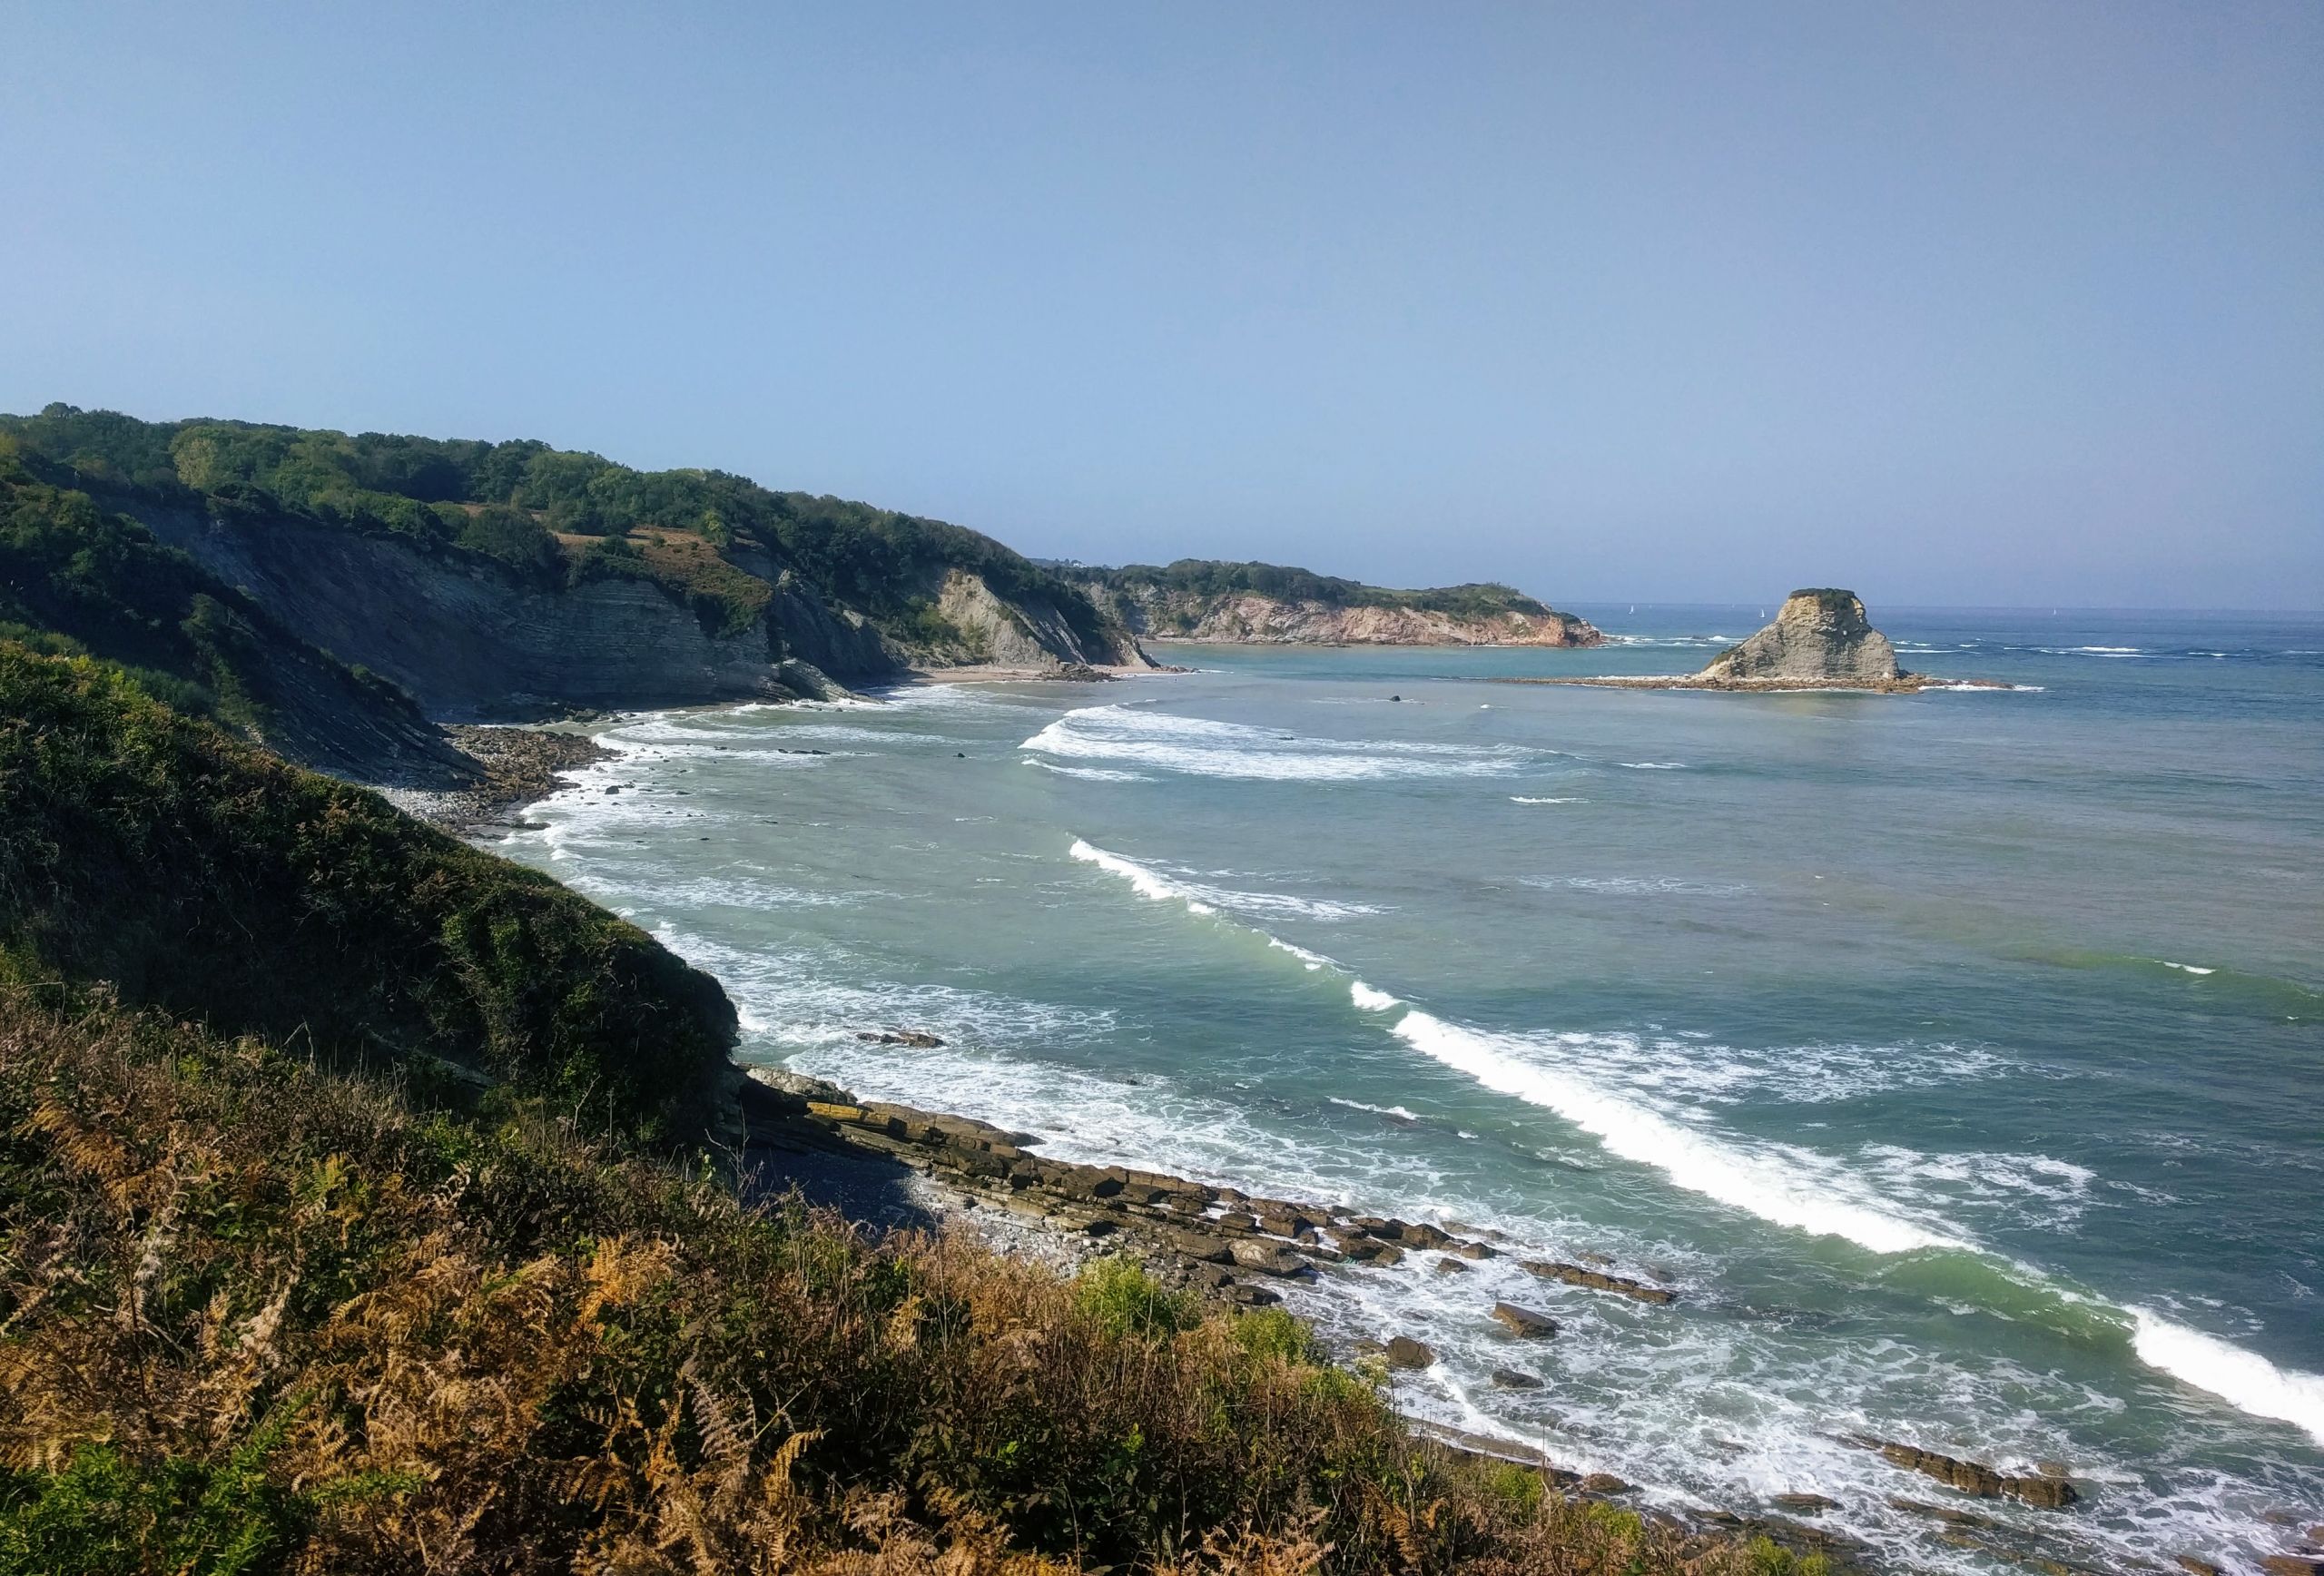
[1072,1256,1199,1340]
[0,647,735,1145]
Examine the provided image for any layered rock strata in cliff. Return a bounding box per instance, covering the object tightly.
[138,507,1139,720]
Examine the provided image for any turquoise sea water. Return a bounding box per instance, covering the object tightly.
[497,607,2324,1574]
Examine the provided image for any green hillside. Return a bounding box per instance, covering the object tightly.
[0,405,1112,653]
[0,645,735,1146]
[0,444,473,783]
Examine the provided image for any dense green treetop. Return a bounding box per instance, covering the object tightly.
[0,405,1108,646]
[1080,557,1555,619]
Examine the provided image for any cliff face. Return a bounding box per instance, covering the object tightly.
[1699,589,1900,682]
[139,507,811,716]
[136,507,1131,719]
[1090,583,1602,648]
[0,468,478,788]
[935,568,1151,668]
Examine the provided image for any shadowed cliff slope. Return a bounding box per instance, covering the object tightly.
[0,406,1143,721]
[0,447,478,786]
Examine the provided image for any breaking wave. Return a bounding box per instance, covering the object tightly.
[1024,704,1537,782]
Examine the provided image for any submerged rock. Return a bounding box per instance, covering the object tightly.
[1490,1301,1558,1338]
[1490,1367,1543,1390]
[1699,588,1900,683]
[1520,1258,1678,1304]
[1384,1335,1437,1369]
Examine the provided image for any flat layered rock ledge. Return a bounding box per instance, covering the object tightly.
[738,1069,1677,1319]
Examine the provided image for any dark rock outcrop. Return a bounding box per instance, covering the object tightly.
[1384,1335,1437,1370]
[1490,1302,1559,1338]
[1859,1438,2080,1510]
[1699,589,1900,684]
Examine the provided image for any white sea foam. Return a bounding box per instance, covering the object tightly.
[1511,795,1587,804]
[1026,760,1155,783]
[1068,837,1213,912]
[2156,960,2217,976]
[1267,937,1339,970]
[1349,980,1402,1011]
[1329,1097,1423,1122]
[766,723,969,746]
[2131,1310,2324,1446]
[1024,704,1536,782]
[1616,761,1688,770]
[1527,875,1750,897]
[1387,1010,1965,1254]
[1856,1146,2099,1230]
[1068,839,1383,922]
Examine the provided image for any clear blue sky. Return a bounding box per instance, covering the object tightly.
[5,4,2319,608]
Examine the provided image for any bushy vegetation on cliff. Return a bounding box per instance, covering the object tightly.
[0,405,1112,651]
[0,446,462,780]
[1083,559,1555,620]
[0,991,1822,1576]
[0,646,734,1145]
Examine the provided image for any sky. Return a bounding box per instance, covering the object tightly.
[4,4,2319,609]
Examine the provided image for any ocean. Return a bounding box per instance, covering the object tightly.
[493,606,2324,1574]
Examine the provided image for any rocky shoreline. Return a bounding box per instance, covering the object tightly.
[733,1064,2188,1576]
[384,724,611,832]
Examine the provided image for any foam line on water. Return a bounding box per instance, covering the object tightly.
[1068,839,1382,926]
[2131,1310,2324,1447]
[1069,838,1218,914]
[1025,703,1538,782]
[1385,1008,1965,1256]
[1027,759,1154,783]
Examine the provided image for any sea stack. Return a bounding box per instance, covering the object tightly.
[1698,589,1900,684]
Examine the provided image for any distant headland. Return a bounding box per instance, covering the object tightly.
[1066,558,1603,648]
